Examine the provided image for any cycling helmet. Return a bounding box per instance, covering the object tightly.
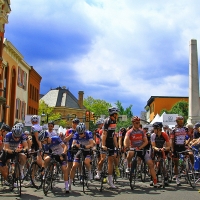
[0,123,11,132]
[38,130,49,141]
[108,107,119,115]
[186,123,193,129]
[72,118,80,124]
[96,118,104,125]
[76,122,86,134]
[194,122,200,129]
[31,115,39,122]
[131,116,140,122]
[119,127,126,134]
[48,121,55,126]
[16,122,24,129]
[153,122,163,129]
[12,124,23,138]
[163,125,169,129]
[143,125,149,129]
[176,116,184,121]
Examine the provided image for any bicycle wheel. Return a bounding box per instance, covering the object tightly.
[12,162,22,197]
[30,161,43,189]
[185,159,196,188]
[43,164,53,196]
[160,159,165,188]
[166,157,173,183]
[140,160,147,182]
[100,162,107,192]
[82,162,87,193]
[130,159,137,190]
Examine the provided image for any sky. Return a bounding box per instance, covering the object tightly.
[4,0,200,116]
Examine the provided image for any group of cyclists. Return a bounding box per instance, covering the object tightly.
[0,107,199,195]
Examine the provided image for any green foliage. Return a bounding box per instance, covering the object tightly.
[39,100,62,123]
[83,96,112,117]
[160,101,188,123]
[115,100,133,118]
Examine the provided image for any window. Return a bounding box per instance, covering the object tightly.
[18,67,27,90]
[21,101,26,120]
[15,98,21,119]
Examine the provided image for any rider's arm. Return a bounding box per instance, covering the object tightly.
[4,143,14,154]
[102,130,107,147]
[139,136,148,150]
[124,132,130,148]
[61,143,67,154]
[113,134,118,148]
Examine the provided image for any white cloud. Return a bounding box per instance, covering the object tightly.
[6,0,200,115]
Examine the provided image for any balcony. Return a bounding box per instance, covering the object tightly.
[0,10,8,24]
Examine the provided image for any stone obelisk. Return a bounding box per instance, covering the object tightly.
[187,39,200,124]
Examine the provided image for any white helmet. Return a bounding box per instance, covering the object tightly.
[31,115,39,122]
[12,124,23,138]
[76,123,86,134]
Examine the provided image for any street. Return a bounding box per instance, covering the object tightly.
[0,177,200,200]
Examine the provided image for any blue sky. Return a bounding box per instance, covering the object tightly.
[5,0,200,116]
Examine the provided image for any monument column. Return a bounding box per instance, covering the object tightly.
[187,39,200,124]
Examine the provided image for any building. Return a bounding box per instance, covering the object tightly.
[40,87,87,127]
[145,96,189,122]
[1,39,41,126]
[27,66,42,115]
[0,0,11,124]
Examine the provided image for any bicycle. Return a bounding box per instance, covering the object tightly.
[73,147,93,193]
[127,148,146,190]
[99,148,118,192]
[7,151,23,197]
[42,153,64,196]
[177,149,196,188]
[153,150,168,188]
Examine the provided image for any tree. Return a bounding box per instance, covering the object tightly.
[39,100,62,124]
[115,100,133,131]
[83,96,112,117]
[160,101,188,123]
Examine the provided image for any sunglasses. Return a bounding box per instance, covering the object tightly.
[78,132,84,135]
[133,122,140,124]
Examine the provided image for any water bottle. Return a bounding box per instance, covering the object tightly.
[194,155,200,171]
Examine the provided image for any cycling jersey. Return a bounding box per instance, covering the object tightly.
[65,128,76,147]
[73,131,93,151]
[151,132,169,148]
[170,126,188,146]
[31,124,42,151]
[4,132,27,150]
[95,128,103,145]
[44,136,65,155]
[126,128,147,148]
[47,130,57,137]
[103,117,117,148]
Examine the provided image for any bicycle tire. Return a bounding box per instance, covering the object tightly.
[30,161,43,189]
[160,159,165,188]
[43,163,53,196]
[130,159,137,190]
[12,162,22,197]
[100,162,107,192]
[140,160,147,182]
[185,159,196,188]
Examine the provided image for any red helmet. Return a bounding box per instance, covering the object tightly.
[131,116,140,122]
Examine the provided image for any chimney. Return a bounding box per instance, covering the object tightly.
[78,91,84,108]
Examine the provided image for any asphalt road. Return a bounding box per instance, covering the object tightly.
[0,176,200,200]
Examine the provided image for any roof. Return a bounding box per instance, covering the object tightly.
[40,87,85,109]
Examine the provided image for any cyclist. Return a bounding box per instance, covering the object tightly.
[151,122,171,185]
[47,121,57,137]
[64,118,79,192]
[69,122,94,191]
[170,115,194,186]
[0,124,11,151]
[124,116,160,188]
[101,107,119,188]
[94,118,105,180]
[38,130,68,193]
[0,124,28,185]
[25,115,43,187]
